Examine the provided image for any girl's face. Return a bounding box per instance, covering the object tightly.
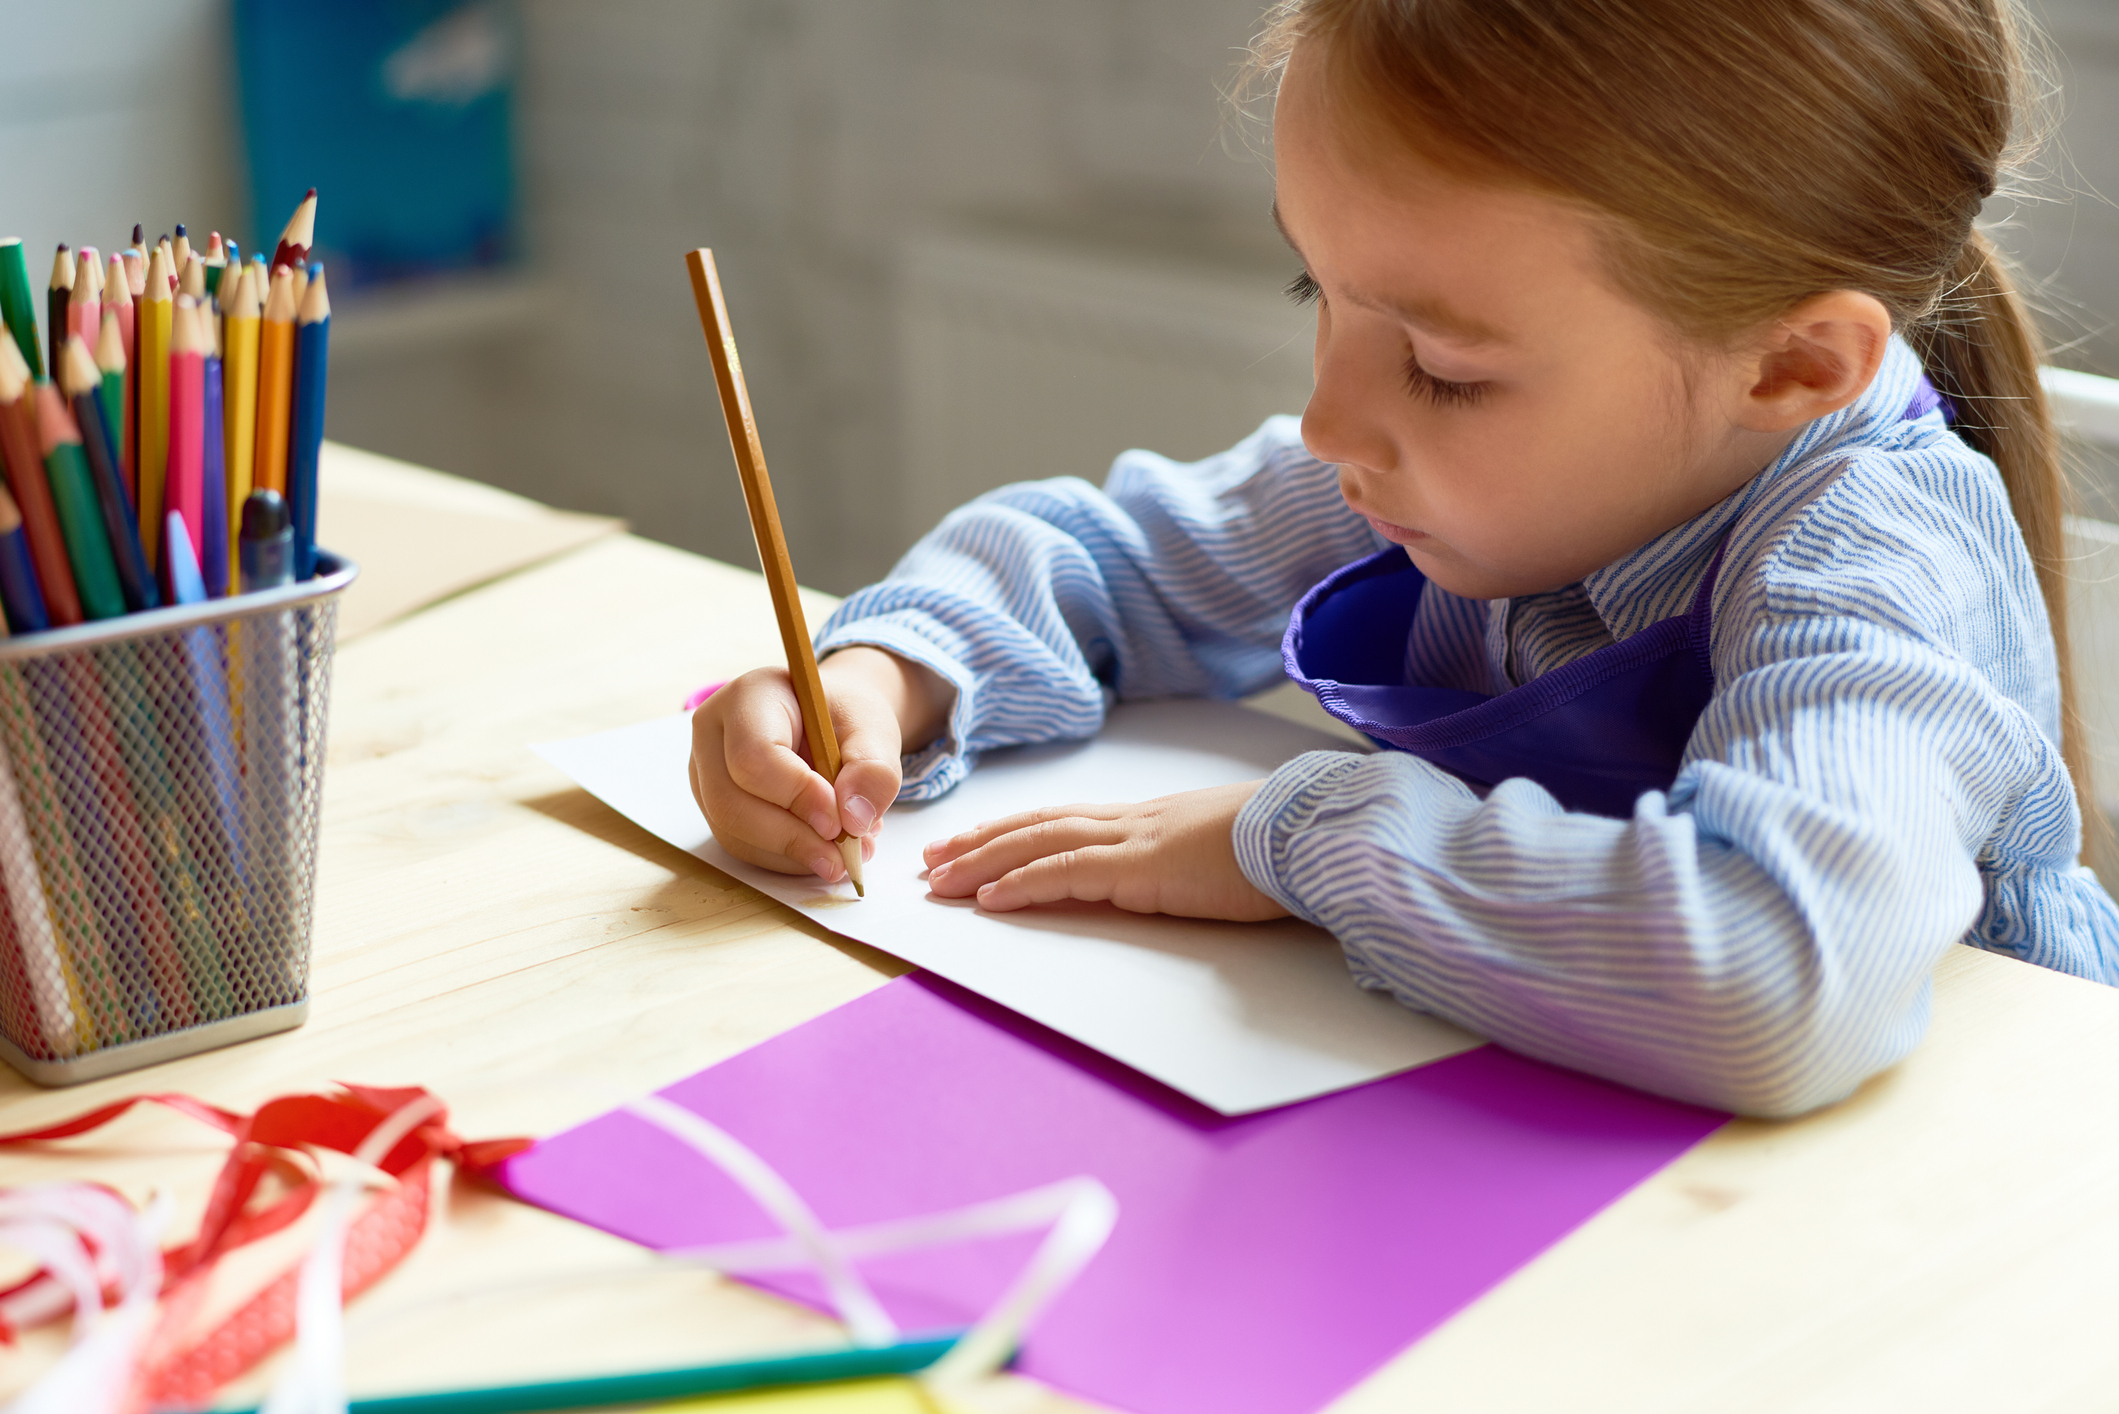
[1273,44,1795,600]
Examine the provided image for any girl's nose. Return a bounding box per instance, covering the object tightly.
[1300,314,1398,475]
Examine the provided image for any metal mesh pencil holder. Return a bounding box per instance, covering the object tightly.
[0,553,357,1085]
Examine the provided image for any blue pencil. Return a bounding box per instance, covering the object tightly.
[286,262,328,580]
[0,484,49,633]
[200,354,228,596]
[58,336,157,613]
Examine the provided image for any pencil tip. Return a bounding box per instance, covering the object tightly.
[174,222,186,237]
[304,186,316,198]
[131,223,142,244]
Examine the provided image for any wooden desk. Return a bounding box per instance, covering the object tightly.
[2,461,2117,1412]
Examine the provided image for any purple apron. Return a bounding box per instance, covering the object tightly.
[1281,375,1948,818]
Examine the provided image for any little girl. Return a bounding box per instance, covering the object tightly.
[690,0,2119,1116]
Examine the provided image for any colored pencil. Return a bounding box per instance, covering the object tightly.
[61,336,155,613]
[102,254,135,497]
[95,308,126,469]
[201,343,228,597]
[0,663,105,1051]
[0,334,82,625]
[254,265,296,496]
[288,264,329,581]
[220,264,259,590]
[165,297,206,591]
[685,247,864,893]
[210,1334,966,1414]
[0,484,48,633]
[0,680,78,1059]
[35,383,125,621]
[69,246,100,350]
[171,224,191,275]
[203,231,227,296]
[45,245,71,385]
[138,243,173,569]
[270,188,317,272]
[287,261,309,316]
[179,254,206,303]
[0,239,42,379]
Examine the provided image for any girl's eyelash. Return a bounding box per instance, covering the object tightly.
[1404,356,1487,408]
[1287,269,1484,407]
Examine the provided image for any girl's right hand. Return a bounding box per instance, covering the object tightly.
[688,648,950,882]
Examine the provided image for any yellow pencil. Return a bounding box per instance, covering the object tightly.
[137,242,174,566]
[254,265,296,496]
[221,263,260,591]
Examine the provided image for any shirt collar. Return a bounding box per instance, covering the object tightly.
[1579,335,1928,638]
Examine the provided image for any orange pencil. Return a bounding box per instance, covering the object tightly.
[253,265,296,496]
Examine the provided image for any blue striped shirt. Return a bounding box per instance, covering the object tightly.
[818,337,2119,1116]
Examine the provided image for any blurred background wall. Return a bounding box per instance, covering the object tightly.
[2,0,2117,592]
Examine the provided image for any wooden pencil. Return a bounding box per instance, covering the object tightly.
[179,253,206,302]
[95,308,126,467]
[165,298,206,586]
[137,243,174,569]
[0,481,48,633]
[203,231,227,296]
[0,333,82,625]
[288,264,329,581]
[254,264,296,496]
[46,244,73,384]
[171,224,191,275]
[0,239,43,378]
[271,188,317,272]
[102,257,135,496]
[683,248,864,895]
[220,262,260,587]
[62,336,155,613]
[35,382,125,620]
[69,245,100,350]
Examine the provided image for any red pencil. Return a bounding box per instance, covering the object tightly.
[69,246,101,349]
[270,188,317,272]
[0,335,84,625]
[165,298,207,578]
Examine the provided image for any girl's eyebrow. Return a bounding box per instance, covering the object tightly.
[1271,201,1511,347]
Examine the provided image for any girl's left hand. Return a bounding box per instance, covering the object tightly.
[922,781,1291,921]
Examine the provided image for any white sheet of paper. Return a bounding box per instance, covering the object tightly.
[535,698,1481,1114]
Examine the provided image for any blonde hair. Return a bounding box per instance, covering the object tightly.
[1250,0,2095,853]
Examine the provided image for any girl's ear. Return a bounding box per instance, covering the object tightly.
[1733,291,1893,431]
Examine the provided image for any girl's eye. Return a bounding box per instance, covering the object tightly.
[1404,355,1486,408]
[1285,269,1321,306]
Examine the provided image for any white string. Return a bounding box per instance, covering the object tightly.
[0,1184,169,1414]
[260,1094,447,1414]
[629,1098,1118,1385]
[623,1095,899,1348]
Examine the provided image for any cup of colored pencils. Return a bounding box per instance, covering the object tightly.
[0,191,357,1085]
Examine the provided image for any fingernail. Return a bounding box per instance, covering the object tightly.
[929,862,950,883]
[843,795,878,835]
[809,810,836,840]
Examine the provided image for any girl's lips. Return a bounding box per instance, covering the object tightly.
[1363,514,1430,544]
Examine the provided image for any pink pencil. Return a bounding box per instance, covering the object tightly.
[164,298,207,579]
[69,246,100,349]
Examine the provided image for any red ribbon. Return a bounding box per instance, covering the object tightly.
[0,1083,529,1411]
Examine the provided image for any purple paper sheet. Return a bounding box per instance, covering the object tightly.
[500,976,1724,1414]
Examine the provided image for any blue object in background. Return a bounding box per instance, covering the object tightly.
[233,0,519,288]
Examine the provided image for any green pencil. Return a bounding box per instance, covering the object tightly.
[0,238,42,379]
[34,383,124,620]
[214,1334,964,1414]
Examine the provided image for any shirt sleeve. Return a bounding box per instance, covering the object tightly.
[815,416,1380,799]
[1233,476,2119,1119]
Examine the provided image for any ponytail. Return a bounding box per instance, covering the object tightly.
[1906,232,2099,861]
